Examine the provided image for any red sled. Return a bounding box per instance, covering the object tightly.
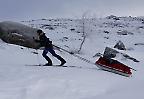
[96,57,132,77]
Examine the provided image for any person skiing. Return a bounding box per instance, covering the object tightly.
[34,29,66,66]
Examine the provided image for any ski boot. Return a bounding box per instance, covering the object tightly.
[44,62,52,66]
[60,60,66,66]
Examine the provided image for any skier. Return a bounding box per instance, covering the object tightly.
[34,29,66,66]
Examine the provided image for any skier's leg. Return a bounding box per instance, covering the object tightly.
[49,48,66,65]
[42,48,52,65]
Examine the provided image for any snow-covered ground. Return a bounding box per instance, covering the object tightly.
[0,16,144,99]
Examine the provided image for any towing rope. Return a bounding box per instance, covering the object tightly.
[53,45,95,65]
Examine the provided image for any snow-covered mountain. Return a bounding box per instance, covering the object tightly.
[0,16,144,99]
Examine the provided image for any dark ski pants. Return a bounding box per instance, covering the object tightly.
[42,47,65,64]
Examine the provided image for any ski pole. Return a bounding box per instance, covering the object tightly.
[53,45,74,54]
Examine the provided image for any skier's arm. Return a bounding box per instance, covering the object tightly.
[33,37,40,43]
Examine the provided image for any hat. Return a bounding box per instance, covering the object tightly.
[37,29,43,34]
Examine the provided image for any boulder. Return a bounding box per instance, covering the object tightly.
[0,21,39,49]
[114,40,126,50]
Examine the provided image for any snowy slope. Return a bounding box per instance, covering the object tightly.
[0,17,144,99]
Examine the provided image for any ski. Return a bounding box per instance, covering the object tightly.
[25,64,99,70]
[25,64,81,68]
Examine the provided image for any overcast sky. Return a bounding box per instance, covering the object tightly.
[1,0,144,21]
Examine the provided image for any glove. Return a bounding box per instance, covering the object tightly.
[33,37,40,42]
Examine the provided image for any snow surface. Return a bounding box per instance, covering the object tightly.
[0,17,144,99]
